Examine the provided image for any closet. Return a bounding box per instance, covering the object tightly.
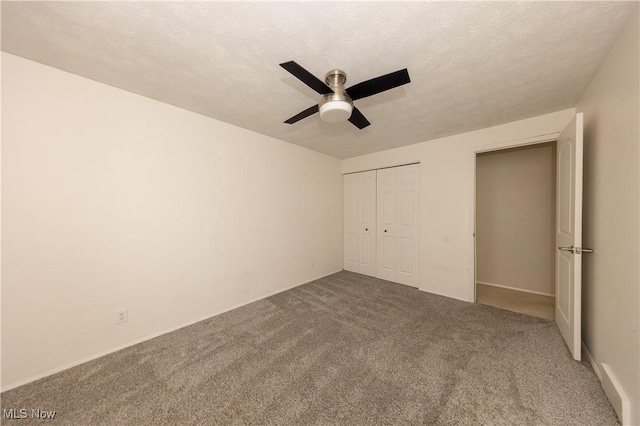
[343,163,419,287]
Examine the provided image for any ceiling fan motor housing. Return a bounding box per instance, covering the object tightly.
[319,69,353,123]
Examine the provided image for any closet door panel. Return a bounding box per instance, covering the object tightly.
[381,236,395,270]
[382,193,395,225]
[400,238,413,273]
[400,191,414,225]
[376,168,397,282]
[360,235,374,268]
[343,171,376,277]
[343,174,360,273]
[376,164,419,286]
[358,171,377,277]
[396,165,419,287]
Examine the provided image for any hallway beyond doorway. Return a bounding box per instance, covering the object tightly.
[476,283,554,320]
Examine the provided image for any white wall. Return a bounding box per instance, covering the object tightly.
[576,8,639,425]
[342,109,574,301]
[1,53,343,389]
[476,143,556,296]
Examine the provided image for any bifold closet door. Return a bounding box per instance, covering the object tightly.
[376,164,419,287]
[343,171,376,277]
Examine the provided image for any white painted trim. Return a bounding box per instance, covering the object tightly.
[582,342,631,425]
[342,161,420,175]
[601,363,631,425]
[582,341,602,379]
[419,287,469,303]
[476,281,555,297]
[1,270,342,392]
[468,132,561,303]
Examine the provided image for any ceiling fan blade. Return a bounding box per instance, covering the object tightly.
[280,61,334,95]
[346,69,410,101]
[284,104,319,124]
[348,107,371,129]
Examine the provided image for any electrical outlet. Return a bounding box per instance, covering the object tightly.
[310,261,315,270]
[443,233,451,243]
[116,309,128,324]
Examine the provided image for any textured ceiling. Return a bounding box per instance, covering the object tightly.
[1,2,635,159]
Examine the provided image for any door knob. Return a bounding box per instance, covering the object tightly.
[384,230,387,233]
[559,246,594,254]
[575,247,594,254]
[365,228,368,231]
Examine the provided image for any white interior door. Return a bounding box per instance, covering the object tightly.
[343,171,376,277]
[376,164,419,287]
[555,113,584,361]
[377,168,397,282]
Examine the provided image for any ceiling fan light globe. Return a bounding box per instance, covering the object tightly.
[319,100,353,123]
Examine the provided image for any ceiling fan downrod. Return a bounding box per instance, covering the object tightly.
[319,70,353,123]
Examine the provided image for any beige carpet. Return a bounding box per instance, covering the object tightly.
[1,271,617,425]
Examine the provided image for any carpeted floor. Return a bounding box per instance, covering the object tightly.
[1,271,617,425]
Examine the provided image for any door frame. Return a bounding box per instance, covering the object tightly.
[467,132,561,302]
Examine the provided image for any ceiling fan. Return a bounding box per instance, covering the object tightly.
[280,61,411,129]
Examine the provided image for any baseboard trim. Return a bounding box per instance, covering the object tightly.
[476,281,554,297]
[582,341,602,379]
[601,363,630,425]
[419,287,470,303]
[1,269,342,393]
[582,341,630,425]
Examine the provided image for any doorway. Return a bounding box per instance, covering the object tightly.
[474,142,557,319]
